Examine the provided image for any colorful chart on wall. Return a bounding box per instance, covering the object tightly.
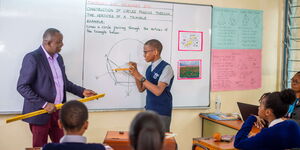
[211,7,262,91]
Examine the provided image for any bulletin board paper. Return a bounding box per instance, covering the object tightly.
[211,49,261,91]
[212,7,263,50]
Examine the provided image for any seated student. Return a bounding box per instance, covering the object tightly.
[43,100,112,150]
[129,111,164,150]
[234,89,300,150]
[286,71,300,125]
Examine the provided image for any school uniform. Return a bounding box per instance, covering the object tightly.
[234,115,300,150]
[42,135,108,150]
[145,58,174,132]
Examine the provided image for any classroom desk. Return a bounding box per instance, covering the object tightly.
[103,131,177,150]
[195,114,261,150]
[199,114,260,137]
[192,137,238,150]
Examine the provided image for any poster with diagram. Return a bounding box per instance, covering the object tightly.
[211,7,262,91]
[178,30,203,51]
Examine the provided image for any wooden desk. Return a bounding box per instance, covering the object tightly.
[199,114,260,137]
[103,131,177,150]
[192,137,237,150]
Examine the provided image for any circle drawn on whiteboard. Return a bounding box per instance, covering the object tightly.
[105,38,146,87]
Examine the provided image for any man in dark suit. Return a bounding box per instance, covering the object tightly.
[17,28,97,147]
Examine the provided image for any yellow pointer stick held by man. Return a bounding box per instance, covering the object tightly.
[112,68,130,71]
[6,93,105,123]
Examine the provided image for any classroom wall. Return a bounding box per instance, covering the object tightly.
[0,0,285,149]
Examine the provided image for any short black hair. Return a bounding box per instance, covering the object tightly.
[43,28,61,41]
[129,111,164,150]
[263,89,296,118]
[60,100,88,132]
[144,39,163,54]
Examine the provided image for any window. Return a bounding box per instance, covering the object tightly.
[283,0,300,88]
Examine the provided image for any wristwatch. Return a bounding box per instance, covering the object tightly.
[140,77,146,83]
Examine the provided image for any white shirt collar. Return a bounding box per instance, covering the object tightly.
[41,45,58,59]
[151,58,162,71]
[268,118,284,128]
[60,135,87,143]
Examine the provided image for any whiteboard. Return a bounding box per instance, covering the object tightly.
[0,0,211,113]
[0,0,86,113]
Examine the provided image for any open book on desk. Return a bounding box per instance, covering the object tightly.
[200,113,241,121]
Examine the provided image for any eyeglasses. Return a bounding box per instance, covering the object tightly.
[143,50,154,54]
[291,79,300,84]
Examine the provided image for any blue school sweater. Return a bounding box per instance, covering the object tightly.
[145,60,174,117]
[234,115,300,150]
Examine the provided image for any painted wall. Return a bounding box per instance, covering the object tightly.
[0,0,285,149]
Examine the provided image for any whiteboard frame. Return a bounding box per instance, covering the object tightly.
[0,0,212,114]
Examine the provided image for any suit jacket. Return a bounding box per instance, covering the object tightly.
[17,46,85,125]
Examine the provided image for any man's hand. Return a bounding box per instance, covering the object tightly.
[83,89,97,97]
[128,61,143,79]
[44,103,56,114]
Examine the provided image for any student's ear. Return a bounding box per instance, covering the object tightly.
[83,121,88,130]
[58,119,63,129]
[265,108,273,117]
[154,49,159,56]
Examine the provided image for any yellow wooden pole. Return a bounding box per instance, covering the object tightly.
[6,93,105,123]
[112,68,130,71]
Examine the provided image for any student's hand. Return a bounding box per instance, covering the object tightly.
[253,115,266,129]
[128,61,137,70]
[128,62,142,79]
[83,89,97,97]
[44,103,56,114]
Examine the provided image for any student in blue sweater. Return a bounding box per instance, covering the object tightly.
[43,101,112,150]
[234,89,300,150]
